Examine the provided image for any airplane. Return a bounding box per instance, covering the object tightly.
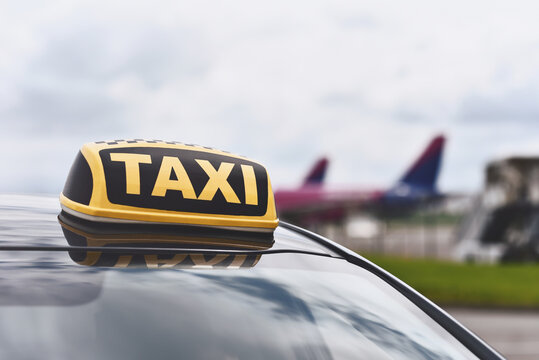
[274,135,446,224]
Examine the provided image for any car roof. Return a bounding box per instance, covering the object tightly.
[0,194,503,359]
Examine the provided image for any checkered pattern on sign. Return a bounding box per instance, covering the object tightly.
[93,139,231,154]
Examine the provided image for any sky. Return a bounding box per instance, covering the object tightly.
[1,0,539,194]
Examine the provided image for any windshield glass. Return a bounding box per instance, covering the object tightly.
[0,251,476,360]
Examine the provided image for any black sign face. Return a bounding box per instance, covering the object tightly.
[99,147,269,216]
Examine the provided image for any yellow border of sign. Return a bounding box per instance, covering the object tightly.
[60,141,279,230]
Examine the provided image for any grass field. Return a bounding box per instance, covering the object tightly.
[364,254,539,309]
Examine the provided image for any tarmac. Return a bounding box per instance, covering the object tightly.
[447,308,539,360]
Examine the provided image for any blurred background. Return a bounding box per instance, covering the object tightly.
[1,1,539,358]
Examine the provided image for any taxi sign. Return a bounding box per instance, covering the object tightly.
[60,140,278,232]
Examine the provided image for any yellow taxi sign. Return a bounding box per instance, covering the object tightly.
[60,140,278,231]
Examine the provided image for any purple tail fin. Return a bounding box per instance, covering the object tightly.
[302,157,329,187]
[398,135,445,192]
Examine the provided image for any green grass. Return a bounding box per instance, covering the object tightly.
[363,254,539,309]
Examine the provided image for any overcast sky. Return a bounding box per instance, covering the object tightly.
[1,1,539,194]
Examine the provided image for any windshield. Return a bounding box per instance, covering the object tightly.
[0,251,476,360]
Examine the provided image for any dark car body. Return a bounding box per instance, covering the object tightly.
[0,195,501,359]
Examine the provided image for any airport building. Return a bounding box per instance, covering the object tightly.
[455,157,539,262]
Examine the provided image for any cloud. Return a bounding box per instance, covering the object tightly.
[319,92,362,108]
[0,7,211,135]
[458,86,539,123]
[4,85,124,135]
[1,0,539,194]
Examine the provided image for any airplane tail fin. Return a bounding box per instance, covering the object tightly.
[397,135,445,192]
[302,157,329,187]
